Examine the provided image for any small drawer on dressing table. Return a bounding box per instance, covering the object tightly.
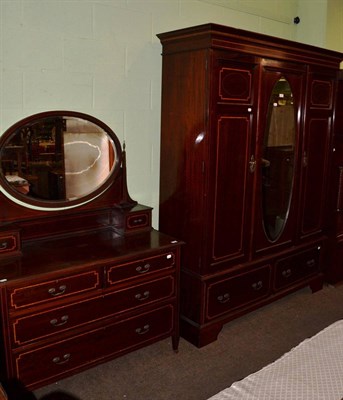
[112,205,152,235]
[0,228,21,258]
[126,213,150,230]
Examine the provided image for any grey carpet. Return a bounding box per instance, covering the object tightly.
[34,282,343,400]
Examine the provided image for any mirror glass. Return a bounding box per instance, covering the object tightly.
[262,77,296,241]
[0,112,121,209]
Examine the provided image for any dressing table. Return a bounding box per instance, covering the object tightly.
[0,111,181,393]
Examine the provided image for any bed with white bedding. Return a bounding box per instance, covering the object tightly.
[208,320,343,400]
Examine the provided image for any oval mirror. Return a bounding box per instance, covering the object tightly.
[0,111,122,210]
[262,77,296,241]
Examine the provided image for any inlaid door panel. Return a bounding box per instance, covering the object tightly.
[299,115,331,236]
[211,115,252,262]
[218,66,253,103]
[299,70,336,238]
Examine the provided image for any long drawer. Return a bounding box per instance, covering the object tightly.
[206,265,271,321]
[13,305,174,388]
[8,269,102,311]
[10,275,176,346]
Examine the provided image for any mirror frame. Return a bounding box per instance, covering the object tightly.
[0,111,122,211]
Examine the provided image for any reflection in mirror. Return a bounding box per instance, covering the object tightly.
[0,113,120,206]
[262,77,296,241]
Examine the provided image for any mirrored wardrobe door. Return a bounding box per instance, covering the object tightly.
[262,77,296,242]
[253,63,306,255]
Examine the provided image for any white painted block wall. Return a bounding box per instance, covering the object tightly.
[0,0,341,227]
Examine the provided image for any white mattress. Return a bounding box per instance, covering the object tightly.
[208,320,343,400]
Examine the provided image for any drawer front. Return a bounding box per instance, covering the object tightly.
[8,269,101,311]
[14,305,174,388]
[0,233,20,255]
[126,212,150,231]
[274,247,321,290]
[206,265,271,321]
[11,275,175,346]
[107,252,175,284]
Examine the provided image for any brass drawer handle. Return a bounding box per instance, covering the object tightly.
[136,264,150,274]
[50,315,69,327]
[135,324,150,335]
[249,155,256,173]
[252,280,263,291]
[217,293,230,303]
[135,291,150,301]
[306,259,315,268]
[282,268,292,278]
[0,242,8,250]
[48,285,67,297]
[52,353,71,365]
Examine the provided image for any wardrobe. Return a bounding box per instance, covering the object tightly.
[157,24,343,347]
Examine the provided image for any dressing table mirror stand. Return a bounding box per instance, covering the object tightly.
[0,111,181,394]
